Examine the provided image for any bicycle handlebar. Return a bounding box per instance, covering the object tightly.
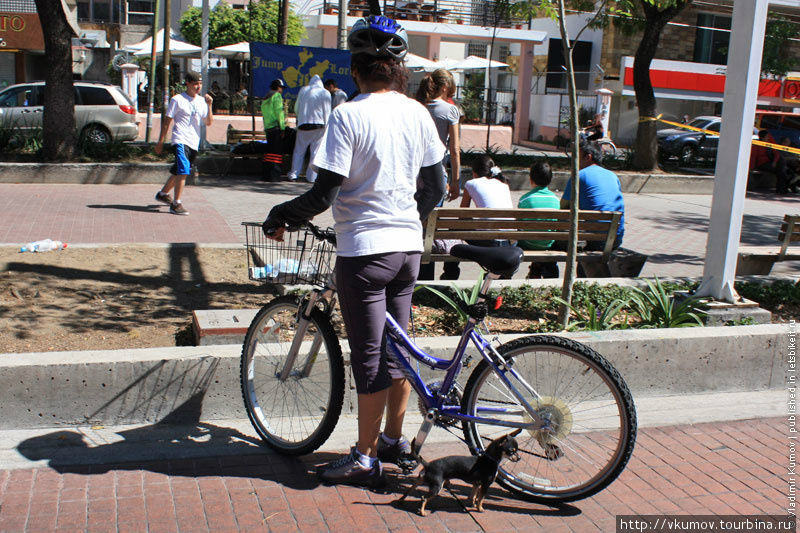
[301,221,337,246]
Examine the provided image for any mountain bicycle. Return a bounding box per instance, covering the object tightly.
[240,221,637,503]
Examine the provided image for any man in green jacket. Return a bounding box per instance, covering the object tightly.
[261,79,286,181]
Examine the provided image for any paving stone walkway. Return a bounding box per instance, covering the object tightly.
[0,417,789,532]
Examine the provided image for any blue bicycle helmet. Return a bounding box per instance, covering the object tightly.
[348,15,408,62]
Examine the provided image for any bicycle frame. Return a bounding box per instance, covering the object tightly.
[275,269,549,454]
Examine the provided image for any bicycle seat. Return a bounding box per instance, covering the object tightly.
[450,244,523,277]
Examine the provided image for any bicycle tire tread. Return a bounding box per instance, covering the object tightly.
[240,295,345,456]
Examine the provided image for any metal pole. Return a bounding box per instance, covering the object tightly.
[200,0,210,148]
[695,0,769,302]
[160,0,172,126]
[337,0,347,50]
[145,0,161,143]
[249,1,255,132]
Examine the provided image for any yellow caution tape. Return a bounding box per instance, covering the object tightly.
[640,114,800,156]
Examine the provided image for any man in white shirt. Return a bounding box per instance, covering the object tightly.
[324,78,348,109]
[289,75,331,183]
[154,71,213,215]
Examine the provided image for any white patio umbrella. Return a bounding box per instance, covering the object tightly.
[129,29,202,57]
[403,52,438,71]
[450,55,509,70]
[429,57,461,71]
[210,41,250,59]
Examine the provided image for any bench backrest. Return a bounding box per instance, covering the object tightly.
[226,124,266,145]
[423,207,621,262]
[779,214,800,259]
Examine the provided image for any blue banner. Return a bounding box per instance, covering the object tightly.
[250,43,355,99]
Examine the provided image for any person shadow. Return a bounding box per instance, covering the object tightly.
[86,204,163,213]
[15,390,333,491]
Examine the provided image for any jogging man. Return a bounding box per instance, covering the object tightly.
[154,71,213,215]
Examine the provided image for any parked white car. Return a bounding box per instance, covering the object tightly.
[0,81,139,144]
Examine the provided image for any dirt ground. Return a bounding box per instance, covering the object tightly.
[0,245,268,353]
[0,245,536,354]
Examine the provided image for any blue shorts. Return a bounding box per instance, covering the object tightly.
[170,144,197,176]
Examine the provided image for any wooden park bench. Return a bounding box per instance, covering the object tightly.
[225,124,267,175]
[737,214,800,275]
[422,207,648,278]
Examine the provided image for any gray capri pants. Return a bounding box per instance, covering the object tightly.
[335,251,420,394]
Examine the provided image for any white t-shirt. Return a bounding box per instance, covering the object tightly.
[312,91,445,257]
[464,176,513,208]
[166,92,208,151]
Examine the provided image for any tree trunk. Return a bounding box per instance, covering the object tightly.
[556,0,580,329]
[34,0,76,161]
[278,0,290,44]
[632,1,690,170]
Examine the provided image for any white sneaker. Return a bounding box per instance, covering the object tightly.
[287,173,299,181]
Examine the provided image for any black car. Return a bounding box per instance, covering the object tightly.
[657,116,759,166]
[657,116,722,165]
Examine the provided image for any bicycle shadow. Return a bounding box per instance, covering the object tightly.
[15,391,333,492]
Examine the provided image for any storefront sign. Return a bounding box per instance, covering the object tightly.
[621,56,782,102]
[0,13,45,51]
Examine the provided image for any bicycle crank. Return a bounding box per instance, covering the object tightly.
[417,381,462,428]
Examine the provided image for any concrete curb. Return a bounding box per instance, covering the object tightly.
[0,324,789,430]
[0,160,712,194]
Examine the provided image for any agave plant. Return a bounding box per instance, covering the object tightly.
[553,296,628,331]
[629,277,705,328]
[416,271,486,326]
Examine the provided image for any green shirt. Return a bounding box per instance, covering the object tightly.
[261,91,285,131]
[517,186,561,250]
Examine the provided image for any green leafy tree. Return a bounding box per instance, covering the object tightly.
[179,0,305,48]
[762,16,799,79]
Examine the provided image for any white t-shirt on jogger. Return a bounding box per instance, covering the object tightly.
[312,91,445,257]
[166,92,208,151]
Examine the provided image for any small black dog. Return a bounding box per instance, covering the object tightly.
[397,429,522,516]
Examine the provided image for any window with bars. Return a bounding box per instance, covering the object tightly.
[467,42,487,59]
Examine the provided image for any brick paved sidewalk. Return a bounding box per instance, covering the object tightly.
[0,417,788,532]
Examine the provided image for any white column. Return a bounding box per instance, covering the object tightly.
[694,0,769,302]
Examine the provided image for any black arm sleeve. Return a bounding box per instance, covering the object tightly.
[263,169,344,232]
[415,162,446,221]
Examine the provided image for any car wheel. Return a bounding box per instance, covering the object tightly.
[82,125,111,144]
[679,145,697,166]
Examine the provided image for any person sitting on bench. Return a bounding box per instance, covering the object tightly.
[519,162,561,279]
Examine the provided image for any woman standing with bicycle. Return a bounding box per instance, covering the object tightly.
[261,15,445,487]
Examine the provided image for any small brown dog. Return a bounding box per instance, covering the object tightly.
[397,429,522,516]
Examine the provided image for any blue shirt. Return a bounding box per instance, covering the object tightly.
[562,164,625,243]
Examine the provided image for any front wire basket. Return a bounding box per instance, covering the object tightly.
[242,222,335,287]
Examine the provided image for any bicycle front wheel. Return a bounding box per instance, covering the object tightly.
[241,295,345,455]
[461,335,636,503]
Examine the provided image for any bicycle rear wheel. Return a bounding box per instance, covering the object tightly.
[461,335,636,503]
[241,295,345,455]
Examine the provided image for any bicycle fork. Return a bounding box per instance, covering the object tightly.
[277,288,335,382]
